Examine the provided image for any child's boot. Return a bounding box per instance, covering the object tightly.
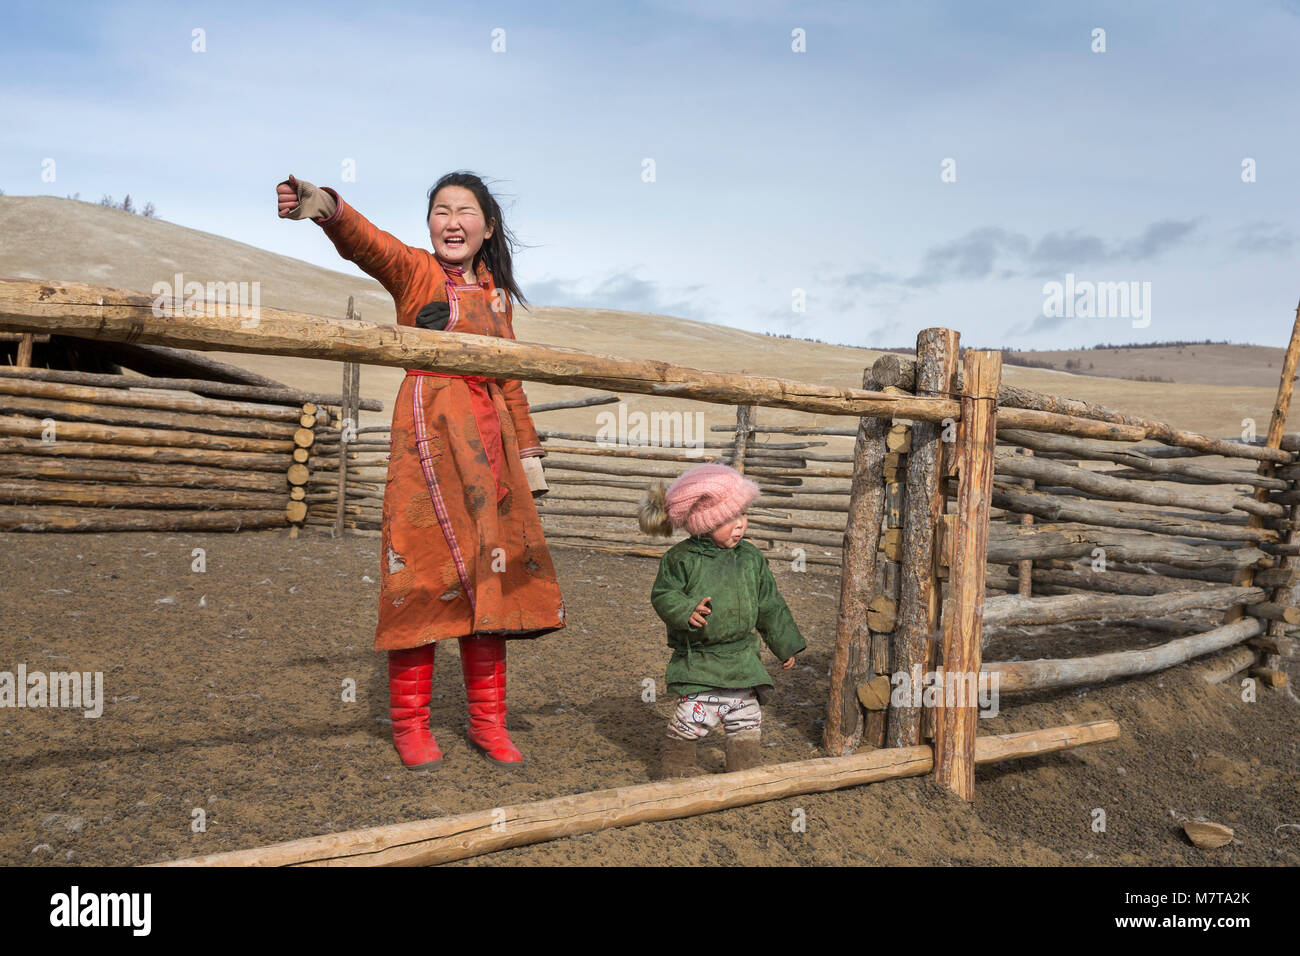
[459,634,525,765]
[387,644,443,771]
[724,729,762,772]
[660,736,699,778]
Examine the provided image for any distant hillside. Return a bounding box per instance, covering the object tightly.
[0,195,1285,440]
[987,343,1287,390]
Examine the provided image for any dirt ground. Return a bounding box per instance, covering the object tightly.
[1,527,1296,868]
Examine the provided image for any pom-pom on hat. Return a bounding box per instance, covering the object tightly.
[638,463,760,538]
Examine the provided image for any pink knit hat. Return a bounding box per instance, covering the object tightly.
[664,464,761,537]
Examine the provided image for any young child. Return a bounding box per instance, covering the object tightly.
[639,463,806,777]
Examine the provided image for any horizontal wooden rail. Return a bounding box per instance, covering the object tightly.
[981,586,1268,628]
[0,279,1188,441]
[0,279,955,422]
[986,618,1264,692]
[871,354,1290,463]
[155,720,1120,867]
[0,364,384,411]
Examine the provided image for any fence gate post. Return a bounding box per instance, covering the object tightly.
[933,349,1001,801]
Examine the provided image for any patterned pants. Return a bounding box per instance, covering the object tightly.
[667,688,761,740]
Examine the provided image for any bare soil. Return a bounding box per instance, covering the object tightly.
[1,528,1296,867]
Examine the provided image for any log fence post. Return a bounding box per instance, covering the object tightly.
[333,297,361,538]
[888,329,959,748]
[883,329,967,749]
[16,333,34,368]
[333,360,352,538]
[731,404,755,474]
[823,369,888,756]
[1017,447,1035,597]
[1242,299,1300,686]
[933,349,1001,801]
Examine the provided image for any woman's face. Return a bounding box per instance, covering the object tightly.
[708,513,748,549]
[428,186,494,270]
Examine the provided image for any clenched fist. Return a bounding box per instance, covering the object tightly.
[276,176,300,216]
[275,174,336,222]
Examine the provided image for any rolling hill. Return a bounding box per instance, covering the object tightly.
[0,195,1288,442]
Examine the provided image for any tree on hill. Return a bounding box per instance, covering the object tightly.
[98,194,158,217]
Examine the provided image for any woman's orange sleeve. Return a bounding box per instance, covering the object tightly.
[316,188,420,302]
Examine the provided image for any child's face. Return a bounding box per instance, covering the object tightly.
[429,186,494,270]
[709,512,747,549]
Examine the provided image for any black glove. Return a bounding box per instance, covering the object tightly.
[415,300,451,331]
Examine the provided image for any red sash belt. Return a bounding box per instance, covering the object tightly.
[406,370,507,503]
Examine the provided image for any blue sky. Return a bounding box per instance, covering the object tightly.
[3,0,1299,350]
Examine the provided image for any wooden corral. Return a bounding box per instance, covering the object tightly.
[2,277,1297,861]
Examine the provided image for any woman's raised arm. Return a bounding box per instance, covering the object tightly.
[277,174,421,301]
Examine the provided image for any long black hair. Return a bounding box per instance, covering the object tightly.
[426,171,528,308]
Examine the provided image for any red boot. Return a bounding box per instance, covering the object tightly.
[388,644,443,770]
[459,634,525,765]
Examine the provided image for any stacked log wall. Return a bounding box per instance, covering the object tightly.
[0,352,375,533]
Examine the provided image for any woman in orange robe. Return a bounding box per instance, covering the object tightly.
[277,172,565,769]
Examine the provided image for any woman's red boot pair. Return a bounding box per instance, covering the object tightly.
[387,644,443,771]
[459,634,525,765]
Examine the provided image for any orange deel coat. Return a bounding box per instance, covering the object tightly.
[316,189,566,651]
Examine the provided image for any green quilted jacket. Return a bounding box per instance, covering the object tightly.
[650,535,806,697]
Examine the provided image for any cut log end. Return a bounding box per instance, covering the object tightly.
[1248,667,1288,688]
